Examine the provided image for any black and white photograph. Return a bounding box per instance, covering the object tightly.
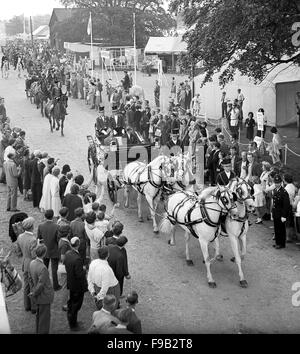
[0,0,300,340]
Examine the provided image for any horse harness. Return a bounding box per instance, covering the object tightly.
[166,193,227,240]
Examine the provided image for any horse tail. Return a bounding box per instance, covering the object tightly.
[159,214,174,234]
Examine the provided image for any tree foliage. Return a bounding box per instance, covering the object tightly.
[5,14,51,36]
[169,0,300,87]
[57,0,175,47]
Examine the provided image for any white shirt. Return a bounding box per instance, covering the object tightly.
[240,161,247,179]
[225,171,231,180]
[87,259,118,300]
[285,183,297,204]
[95,219,109,234]
[4,146,16,162]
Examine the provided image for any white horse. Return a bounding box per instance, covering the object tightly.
[122,155,171,233]
[214,177,255,287]
[122,152,195,233]
[160,186,239,287]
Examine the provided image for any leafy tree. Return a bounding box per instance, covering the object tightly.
[169,0,300,87]
[5,16,24,36]
[57,0,176,47]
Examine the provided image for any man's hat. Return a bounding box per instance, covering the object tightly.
[171,128,179,135]
[274,174,282,183]
[221,157,232,166]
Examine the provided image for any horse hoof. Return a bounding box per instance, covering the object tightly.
[216,255,224,261]
[240,280,248,288]
[167,240,175,246]
[153,229,159,234]
[208,282,217,288]
[230,257,235,263]
[186,260,194,266]
[147,215,151,221]
[138,217,143,222]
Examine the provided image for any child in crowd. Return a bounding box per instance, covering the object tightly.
[57,207,70,226]
[253,176,265,224]
[99,203,119,221]
[95,211,109,235]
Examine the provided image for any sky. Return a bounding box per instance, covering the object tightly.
[0,0,170,20]
[0,0,61,20]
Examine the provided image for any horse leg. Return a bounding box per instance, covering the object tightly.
[61,118,64,136]
[199,239,216,287]
[184,231,194,266]
[214,236,223,261]
[168,225,176,246]
[228,235,247,288]
[137,192,143,222]
[49,116,53,132]
[124,186,130,208]
[41,100,44,117]
[146,195,158,233]
[56,117,60,131]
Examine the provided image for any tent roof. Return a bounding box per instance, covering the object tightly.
[32,25,49,37]
[144,36,187,54]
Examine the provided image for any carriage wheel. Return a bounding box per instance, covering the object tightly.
[107,174,117,203]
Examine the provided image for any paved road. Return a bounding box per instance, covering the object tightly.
[1,69,300,334]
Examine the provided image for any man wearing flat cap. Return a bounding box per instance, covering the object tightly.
[272,174,290,249]
[15,217,38,313]
[216,157,236,186]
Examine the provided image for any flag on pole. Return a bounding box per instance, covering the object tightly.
[87,12,92,35]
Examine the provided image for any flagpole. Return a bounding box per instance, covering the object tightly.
[90,12,94,78]
[101,50,104,86]
[133,12,137,86]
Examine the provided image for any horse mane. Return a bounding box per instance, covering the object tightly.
[148,155,165,167]
[198,186,218,201]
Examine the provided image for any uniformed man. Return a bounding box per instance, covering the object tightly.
[216,157,236,186]
[95,106,109,144]
[272,174,290,249]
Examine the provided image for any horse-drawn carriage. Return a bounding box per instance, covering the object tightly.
[87,133,160,204]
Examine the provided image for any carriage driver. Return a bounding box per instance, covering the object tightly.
[216,157,236,186]
[51,79,68,115]
[95,105,110,144]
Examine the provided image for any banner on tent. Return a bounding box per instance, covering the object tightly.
[101,51,110,59]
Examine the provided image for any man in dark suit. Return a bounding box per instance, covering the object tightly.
[207,141,220,186]
[107,236,130,296]
[70,207,88,264]
[123,127,139,145]
[62,183,83,222]
[30,150,43,208]
[95,106,109,144]
[64,236,88,331]
[37,209,60,291]
[229,146,240,176]
[235,151,248,179]
[272,174,290,249]
[29,244,54,334]
[216,157,236,186]
[166,129,182,153]
[109,106,126,136]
